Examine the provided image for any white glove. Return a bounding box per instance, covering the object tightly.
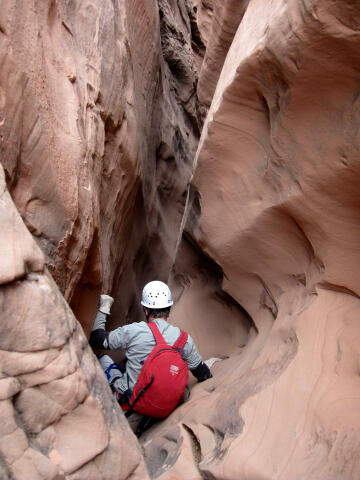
[99,294,114,315]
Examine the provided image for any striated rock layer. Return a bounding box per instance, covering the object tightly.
[143,0,360,479]
[0,163,149,479]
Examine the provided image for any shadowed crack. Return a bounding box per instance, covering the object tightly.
[254,273,278,319]
[317,281,360,299]
[182,423,201,464]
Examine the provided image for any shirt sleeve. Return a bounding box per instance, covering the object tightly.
[182,333,203,370]
[108,324,133,350]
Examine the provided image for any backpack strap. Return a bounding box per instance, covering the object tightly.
[148,321,188,349]
[148,321,166,345]
[173,330,188,350]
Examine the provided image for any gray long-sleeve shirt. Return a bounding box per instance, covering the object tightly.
[107,318,203,394]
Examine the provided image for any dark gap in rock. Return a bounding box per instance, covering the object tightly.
[180,230,257,337]
[215,290,258,334]
[186,1,206,54]
[70,229,102,336]
[182,423,202,464]
[259,93,271,125]
[177,186,257,336]
[199,471,217,480]
[104,115,117,135]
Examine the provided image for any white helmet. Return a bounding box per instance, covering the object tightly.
[141,281,173,309]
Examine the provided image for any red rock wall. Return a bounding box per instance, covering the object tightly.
[144,0,360,478]
[0,0,204,333]
[0,163,148,479]
[0,0,204,478]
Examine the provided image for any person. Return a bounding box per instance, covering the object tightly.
[89,280,212,411]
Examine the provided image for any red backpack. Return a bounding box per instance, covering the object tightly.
[128,322,189,418]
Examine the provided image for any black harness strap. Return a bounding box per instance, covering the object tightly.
[124,374,155,418]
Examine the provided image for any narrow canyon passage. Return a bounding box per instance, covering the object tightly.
[1,1,360,479]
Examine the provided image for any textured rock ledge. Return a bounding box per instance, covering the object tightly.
[0,163,149,479]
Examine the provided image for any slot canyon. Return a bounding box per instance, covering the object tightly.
[1,0,360,479]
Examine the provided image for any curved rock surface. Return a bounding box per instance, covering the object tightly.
[0,0,204,333]
[143,0,360,478]
[0,163,148,479]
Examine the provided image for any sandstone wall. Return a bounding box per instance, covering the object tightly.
[0,0,204,333]
[0,0,205,478]
[143,0,360,478]
[0,163,148,479]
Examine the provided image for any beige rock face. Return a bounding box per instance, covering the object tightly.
[0,163,148,479]
[142,0,360,478]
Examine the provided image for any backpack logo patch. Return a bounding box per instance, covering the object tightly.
[170,364,179,376]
